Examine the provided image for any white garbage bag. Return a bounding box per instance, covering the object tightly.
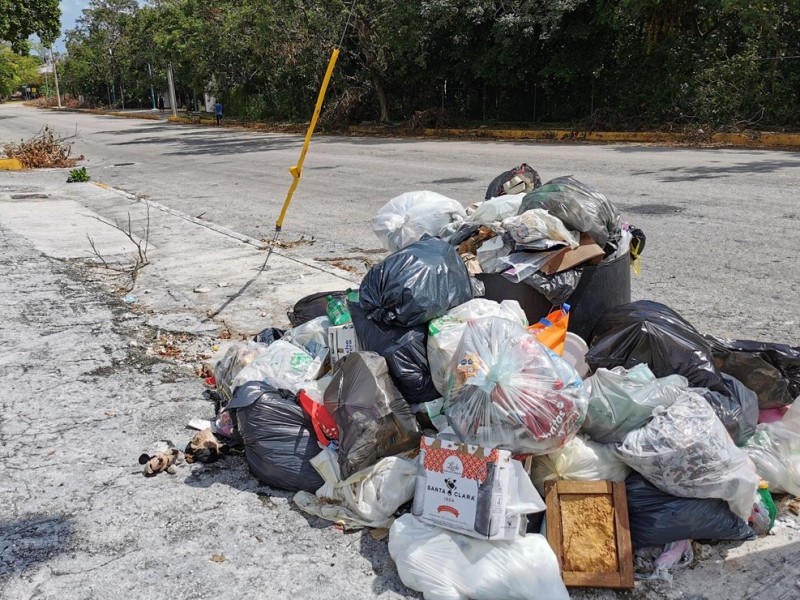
[282,315,330,351]
[501,208,579,248]
[745,401,800,495]
[232,340,323,393]
[388,514,569,600]
[614,391,759,521]
[427,299,527,394]
[373,191,467,252]
[468,193,526,224]
[293,448,416,529]
[530,435,630,495]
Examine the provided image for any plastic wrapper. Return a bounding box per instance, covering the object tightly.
[323,352,421,478]
[518,176,621,249]
[625,472,754,549]
[443,316,588,455]
[232,340,323,394]
[704,334,800,409]
[476,235,515,274]
[214,341,272,405]
[468,193,526,224]
[744,402,800,495]
[614,391,760,521]
[581,364,688,443]
[698,373,759,446]
[288,290,347,327]
[587,300,728,393]
[485,164,543,200]
[502,208,579,248]
[359,237,473,328]
[427,299,527,395]
[282,316,330,351]
[637,540,694,582]
[373,191,467,253]
[349,301,437,404]
[495,249,562,283]
[519,268,583,306]
[388,514,569,600]
[530,435,630,495]
[229,381,324,493]
[294,449,416,530]
[252,327,285,345]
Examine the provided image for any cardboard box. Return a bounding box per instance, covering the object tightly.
[327,323,360,366]
[541,234,604,275]
[413,436,521,540]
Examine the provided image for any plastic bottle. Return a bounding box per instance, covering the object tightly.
[326,294,351,326]
[759,480,777,528]
[411,446,427,516]
[346,287,359,304]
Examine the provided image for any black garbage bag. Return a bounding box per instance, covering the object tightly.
[704,335,800,409]
[518,176,621,250]
[349,301,438,404]
[520,268,584,306]
[625,472,754,549]
[587,300,728,394]
[324,352,421,478]
[359,237,473,328]
[485,163,542,199]
[287,290,347,327]
[229,381,324,493]
[700,373,759,446]
[253,327,285,345]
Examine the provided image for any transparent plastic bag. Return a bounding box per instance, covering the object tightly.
[443,316,588,455]
[501,208,579,248]
[427,299,528,395]
[282,315,330,351]
[373,191,467,252]
[214,341,272,405]
[614,391,760,521]
[468,193,526,224]
[388,514,569,600]
[530,435,630,495]
[518,176,621,248]
[232,340,323,394]
[744,401,800,495]
[581,364,688,443]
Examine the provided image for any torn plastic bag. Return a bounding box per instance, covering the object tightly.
[293,448,416,530]
[587,300,728,394]
[349,300,438,404]
[389,514,569,600]
[214,341,272,405]
[229,381,325,493]
[502,208,579,248]
[288,290,347,327]
[518,176,621,249]
[704,335,800,409]
[323,352,421,477]
[359,237,473,328]
[485,163,543,200]
[232,340,323,394]
[443,316,588,455]
[625,472,753,549]
[519,268,583,306]
[530,435,630,496]
[698,373,759,446]
[614,391,759,521]
[581,364,688,443]
[282,316,330,351]
[468,193,526,224]
[427,299,527,395]
[744,402,800,495]
[496,248,563,283]
[476,235,515,274]
[373,191,467,253]
[253,327,285,345]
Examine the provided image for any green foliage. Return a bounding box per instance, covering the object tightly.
[0,43,40,96]
[0,0,60,51]
[67,167,90,183]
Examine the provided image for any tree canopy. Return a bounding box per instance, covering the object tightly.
[0,0,61,52]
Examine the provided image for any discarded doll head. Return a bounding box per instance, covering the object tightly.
[184,428,227,464]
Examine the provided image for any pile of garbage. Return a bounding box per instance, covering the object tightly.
[162,165,799,598]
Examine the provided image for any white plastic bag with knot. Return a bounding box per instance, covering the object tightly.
[372,191,466,252]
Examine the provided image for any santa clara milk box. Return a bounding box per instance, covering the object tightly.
[412,436,520,540]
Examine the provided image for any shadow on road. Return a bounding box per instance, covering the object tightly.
[629,158,800,181]
[0,515,73,575]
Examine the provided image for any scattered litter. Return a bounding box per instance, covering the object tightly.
[193,286,211,294]
[122,293,138,304]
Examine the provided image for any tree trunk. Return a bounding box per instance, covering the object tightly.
[373,76,389,122]
[354,16,390,122]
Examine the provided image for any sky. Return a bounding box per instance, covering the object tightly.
[54,0,89,51]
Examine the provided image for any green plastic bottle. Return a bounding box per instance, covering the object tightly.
[346,288,359,304]
[326,294,351,326]
[759,481,778,529]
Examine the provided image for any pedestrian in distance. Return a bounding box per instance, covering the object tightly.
[157,95,164,114]
[215,101,223,126]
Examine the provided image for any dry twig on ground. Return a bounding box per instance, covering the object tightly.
[86,203,151,291]
[2,125,84,168]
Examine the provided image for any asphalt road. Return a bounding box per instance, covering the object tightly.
[1,103,799,344]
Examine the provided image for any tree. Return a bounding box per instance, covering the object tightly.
[0,42,40,95]
[0,0,61,52]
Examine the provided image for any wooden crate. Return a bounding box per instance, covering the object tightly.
[544,480,634,589]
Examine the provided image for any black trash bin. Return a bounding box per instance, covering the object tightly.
[476,252,631,341]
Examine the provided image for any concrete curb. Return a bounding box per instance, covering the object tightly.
[91,182,358,285]
[0,158,24,170]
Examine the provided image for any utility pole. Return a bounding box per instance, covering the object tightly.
[147,62,156,109]
[166,61,178,117]
[50,48,62,108]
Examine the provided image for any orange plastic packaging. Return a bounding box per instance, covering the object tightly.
[528,304,570,355]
